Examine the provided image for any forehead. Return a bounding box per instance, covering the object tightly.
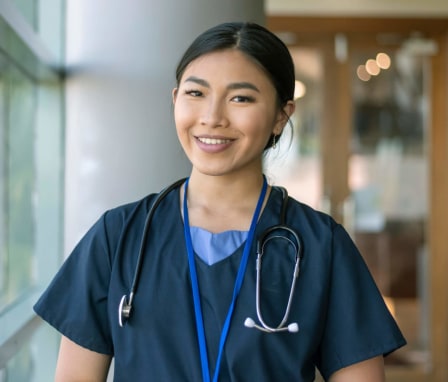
[180,49,273,86]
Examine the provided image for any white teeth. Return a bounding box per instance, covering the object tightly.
[198,137,231,145]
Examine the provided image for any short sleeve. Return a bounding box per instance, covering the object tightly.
[33,212,114,355]
[316,224,406,379]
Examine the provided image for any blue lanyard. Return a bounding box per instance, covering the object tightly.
[183,177,268,382]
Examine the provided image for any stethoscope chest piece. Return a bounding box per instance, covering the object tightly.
[118,294,132,327]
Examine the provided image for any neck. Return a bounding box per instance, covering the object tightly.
[182,171,268,232]
[189,170,264,203]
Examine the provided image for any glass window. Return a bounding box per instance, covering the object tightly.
[9,0,38,30]
[0,61,37,309]
[1,338,34,381]
[0,0,65,380]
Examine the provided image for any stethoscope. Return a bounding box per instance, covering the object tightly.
[244,223,301,333]
[118,178,303,335]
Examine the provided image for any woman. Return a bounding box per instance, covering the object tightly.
[34,22,406,381]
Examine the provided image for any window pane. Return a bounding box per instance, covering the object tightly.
[0,59,37,308]
[9,0,38,30]
[0,0,64,378]
[0,321,59,382]
[0,338,33,381]
[5,0,65,65]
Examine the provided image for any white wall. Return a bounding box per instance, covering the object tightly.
[267,0,448,16]
[64,0,264,254]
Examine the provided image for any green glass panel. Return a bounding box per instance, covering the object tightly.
[9,0,38,30]
[0,59,36,307]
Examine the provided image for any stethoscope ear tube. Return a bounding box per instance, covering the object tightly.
[118,178,187,328]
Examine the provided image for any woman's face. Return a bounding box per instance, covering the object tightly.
[173,49,292,178]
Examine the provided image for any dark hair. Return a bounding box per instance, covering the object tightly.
[176,22,295,104]
[175,22,295,149]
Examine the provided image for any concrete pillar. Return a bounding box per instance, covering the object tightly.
[64,0,264,253]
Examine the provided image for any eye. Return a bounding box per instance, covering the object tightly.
[232,95,255,103]
[184,89,203,97]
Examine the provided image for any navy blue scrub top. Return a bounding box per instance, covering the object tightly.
[34,185,406,381]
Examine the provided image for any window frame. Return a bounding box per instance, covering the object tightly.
[0,1,65,379]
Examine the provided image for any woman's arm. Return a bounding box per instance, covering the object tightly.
[55,336,112,382]
[329,355,385,382]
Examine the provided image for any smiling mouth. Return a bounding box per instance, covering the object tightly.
[197,137,232,145]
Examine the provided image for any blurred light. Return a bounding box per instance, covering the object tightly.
[402,36,438,55]
[365,59,380,76]
[376,52,391,69]
[356,65,371,82]
[294,80,306,99]
[335,33,348,63]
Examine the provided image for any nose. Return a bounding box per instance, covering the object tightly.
[199,97,227,128]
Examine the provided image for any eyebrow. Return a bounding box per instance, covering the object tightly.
[184,76,260,92]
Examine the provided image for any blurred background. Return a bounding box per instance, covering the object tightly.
[0,0,447,381]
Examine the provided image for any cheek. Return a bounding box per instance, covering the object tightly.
[235,108,275,140]
[174,103,193,134]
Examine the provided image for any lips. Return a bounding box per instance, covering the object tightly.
[195,135,234,153]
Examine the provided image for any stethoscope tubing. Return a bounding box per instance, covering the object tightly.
[119,178,186,326]
[254,225,302,333]
[119,180,303,335]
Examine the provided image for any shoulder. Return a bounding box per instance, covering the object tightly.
[267,186,357,267]
[270,186,337,232]
[103,179,185,228]
[100,181,182,247]
[102,194,156,229]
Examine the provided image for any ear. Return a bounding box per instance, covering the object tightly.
[273,100,295,135]
[172,88,179,105]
